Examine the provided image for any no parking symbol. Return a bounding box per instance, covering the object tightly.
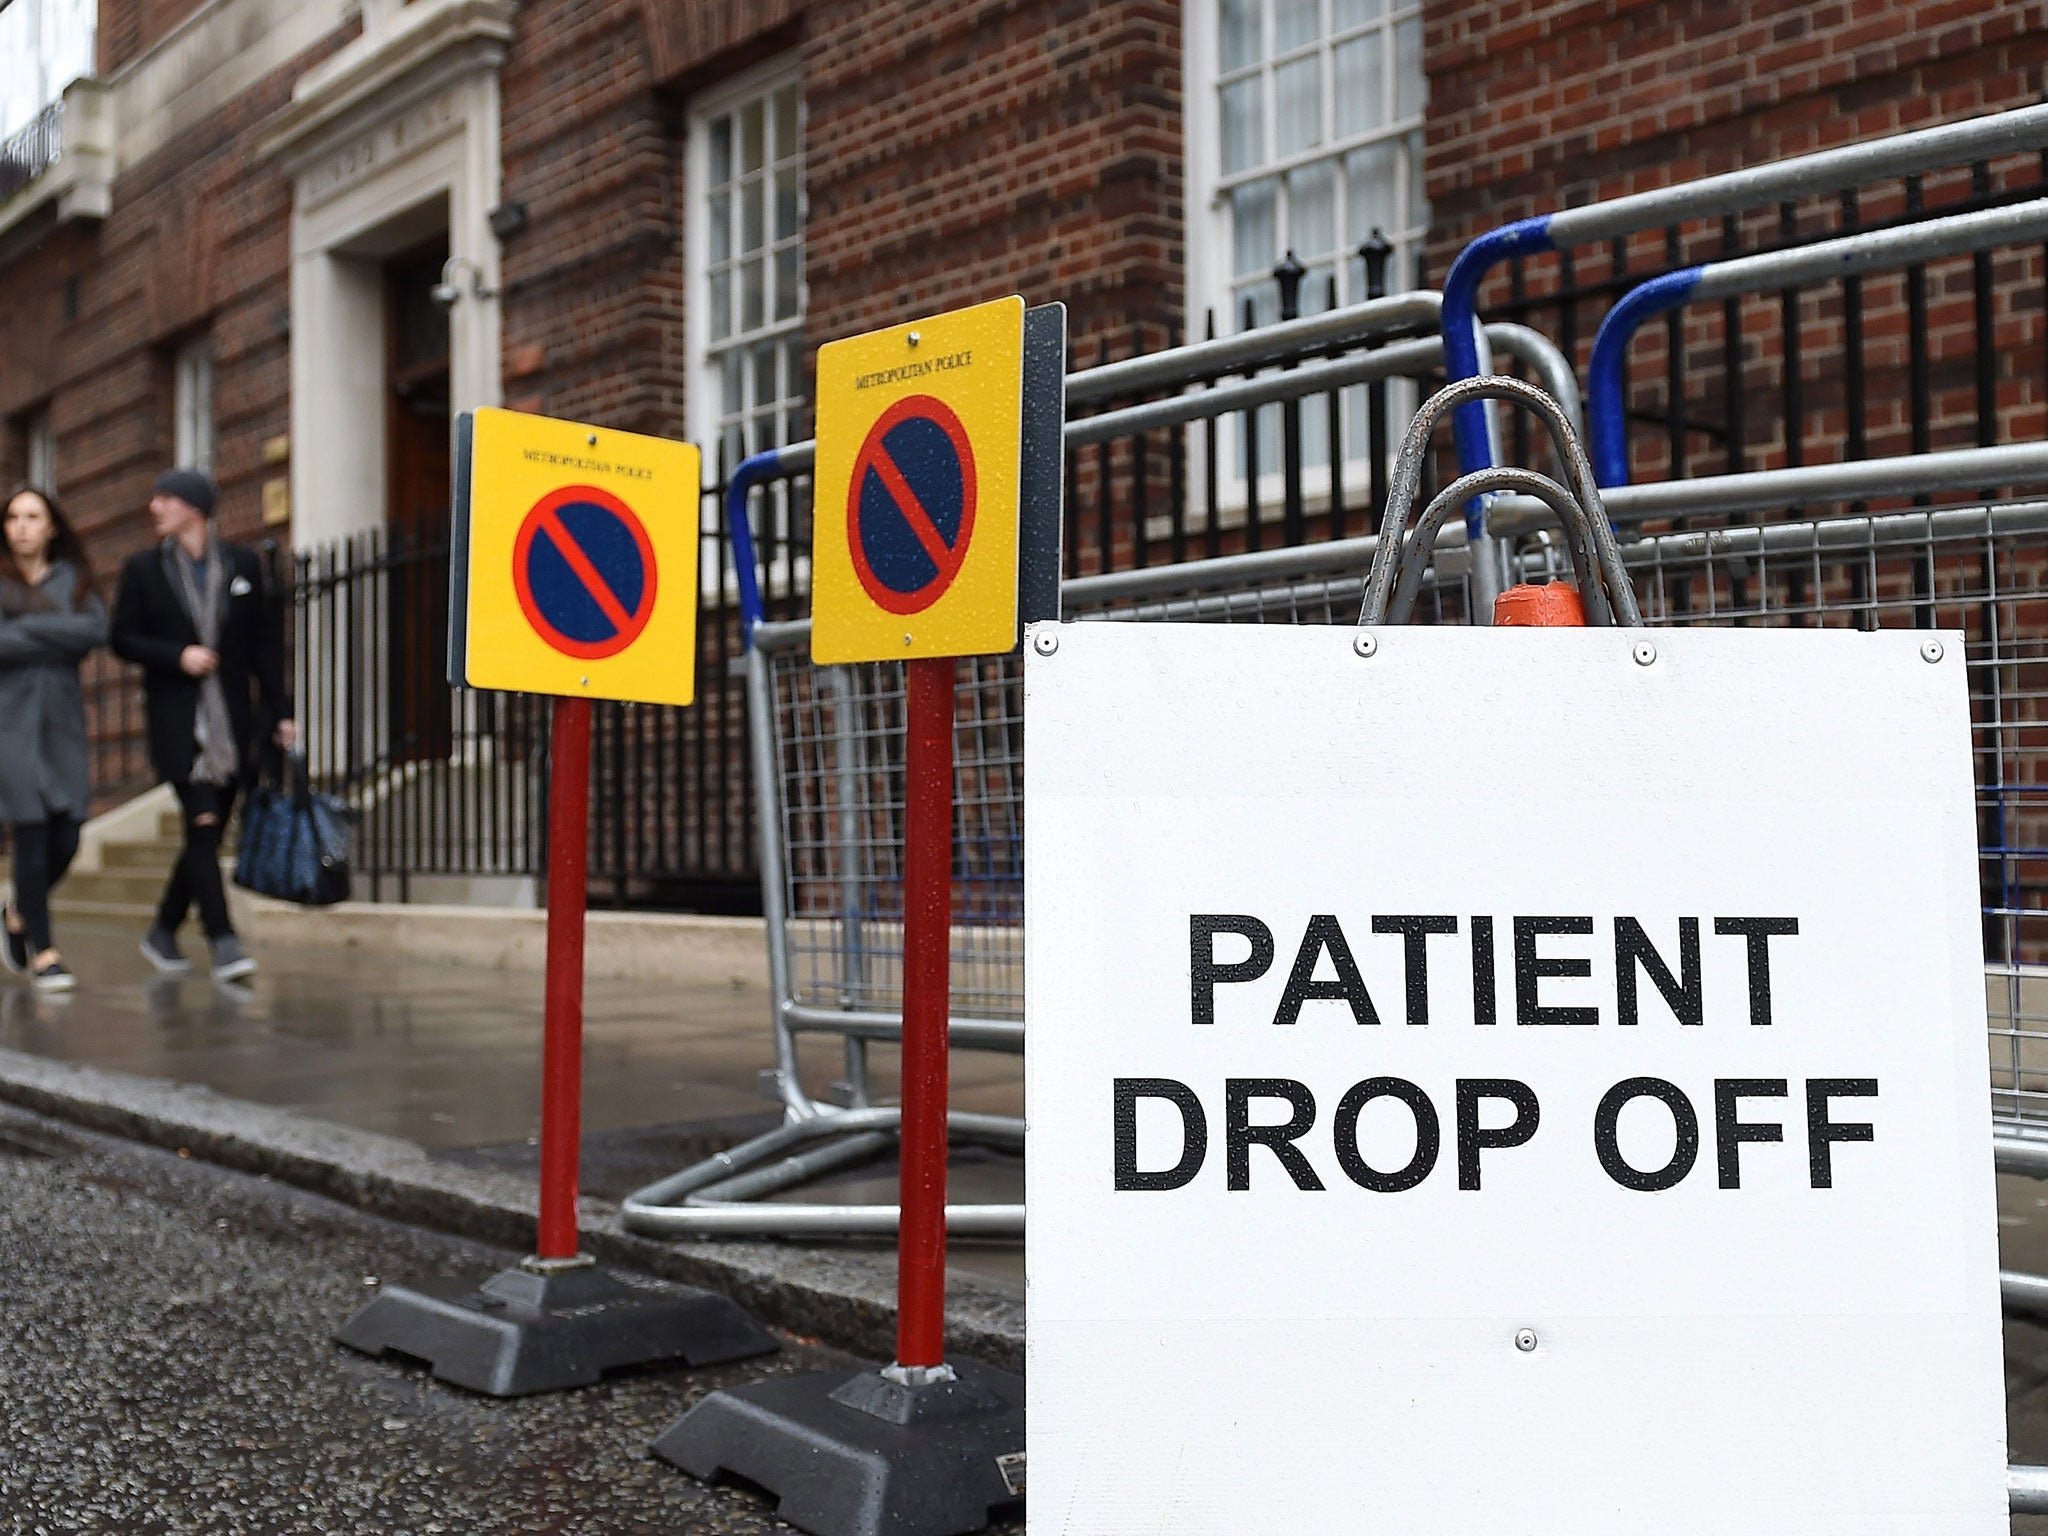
[513,486,658,660]
[849,397,977,617]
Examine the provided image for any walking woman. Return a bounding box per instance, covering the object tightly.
[0,485,109,993]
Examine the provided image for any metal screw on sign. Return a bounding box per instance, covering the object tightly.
[1352,631,1378,658]
[1922,639,1946,664]
[907,330,921,348]
[1633,640,1657,667]
[1516,1329,1539,1353]
[1033,630,1060,656]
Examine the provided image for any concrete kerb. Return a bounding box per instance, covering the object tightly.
[235,899,772,989]
[0,1047,1024,1373]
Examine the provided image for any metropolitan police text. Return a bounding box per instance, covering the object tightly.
[1114,912,1877,1195]
[854,350,972,390]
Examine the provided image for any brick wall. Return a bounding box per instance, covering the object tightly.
[97,0,220,75]
[0,29,353,567]
[1426,0,2048,485]
[493,0,683,439]
[803,0,1183,357]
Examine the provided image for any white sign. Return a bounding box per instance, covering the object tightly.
[1023,621,2005,1535]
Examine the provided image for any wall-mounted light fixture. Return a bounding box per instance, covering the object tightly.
[487,200,529,241]
[430,256,497,311]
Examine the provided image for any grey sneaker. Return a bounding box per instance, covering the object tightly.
[140,927,191,975]
[210,934,257,983]
[31,958,75,994]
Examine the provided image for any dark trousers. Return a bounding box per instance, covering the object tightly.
[10,815,82,953]
[158,780,238,941]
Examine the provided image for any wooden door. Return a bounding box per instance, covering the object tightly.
[385,238,453,763]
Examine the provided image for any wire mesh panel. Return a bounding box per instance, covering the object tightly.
[755,495,2048,1136]
[754,540,1477,1042]
[1564,500,2048,1133]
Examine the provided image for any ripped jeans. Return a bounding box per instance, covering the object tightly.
[157,780,239,941]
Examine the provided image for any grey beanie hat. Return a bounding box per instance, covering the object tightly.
[153,467,217,517]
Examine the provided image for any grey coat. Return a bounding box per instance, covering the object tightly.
[0,563,110,824]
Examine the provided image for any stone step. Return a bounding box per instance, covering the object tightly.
[49,896,157,922]
[60,869,176,905]
[101,839,186,871]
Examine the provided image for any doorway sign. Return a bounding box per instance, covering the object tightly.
[810,295,1024,664]
[450,406,701,707]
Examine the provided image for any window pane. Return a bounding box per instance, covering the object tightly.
[1287,160,1335,259]
[1275,0,1319,50]
[742,256,764,331]
[1220,75,1263,174]
[1345,140,1399,242]
[742,178,764,252]
[741,100,765,174]
[1407,127,1427,231]
[710,116,732,186]
[775,168,800,240]
[773,85,799,162]
[1219,0,1261,71]
[754,342,779,409]
[722,351,744,420]
[1273,55,1321,155]
[1231,177,1276,277]
[710,269,732,341]
[1333,33,1383,137]
[753,407,779,452]
[785,338,806,408]
[1233,278,1278,331]
[1300,262,1336,316]
[710,190,731,263]
[1333,0,1382,27]
[775,247,800,320]
[1395,16,1424,118]
[722,423,744,475]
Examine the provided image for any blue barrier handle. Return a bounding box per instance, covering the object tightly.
[1585,266,1705,488]
[1440,216,1555,534]
[725,448,785,644]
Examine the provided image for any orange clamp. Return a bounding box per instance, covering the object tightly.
[1493,581,1587,627]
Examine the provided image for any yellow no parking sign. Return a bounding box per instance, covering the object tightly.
[809,296,1025,664]
[450,407,701,706]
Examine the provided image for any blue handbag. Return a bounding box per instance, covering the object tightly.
[233,756,354,906]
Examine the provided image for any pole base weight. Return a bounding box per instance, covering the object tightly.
[335,1259,777,1397]
[652,1358,1025,1536]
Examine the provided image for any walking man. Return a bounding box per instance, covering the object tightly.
[112,470,295,982]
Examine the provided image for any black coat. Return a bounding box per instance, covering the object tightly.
[111,540,291,784]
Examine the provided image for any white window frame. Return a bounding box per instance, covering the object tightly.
[173,337,215,476]
[685,53,808,599]
[24,407,55,493]
[1183,0,1430,514]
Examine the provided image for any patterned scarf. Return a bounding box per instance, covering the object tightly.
[163,535,238,786]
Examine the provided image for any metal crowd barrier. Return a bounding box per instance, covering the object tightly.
[1585,196,2048,487]
[1436,100,2048,624]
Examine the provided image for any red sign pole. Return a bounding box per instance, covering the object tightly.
[537,694,593,1261]
[896,654,956,1369]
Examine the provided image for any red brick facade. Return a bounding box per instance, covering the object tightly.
[3,0,2046,864]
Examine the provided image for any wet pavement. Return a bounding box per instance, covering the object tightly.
[0,1102,1024,1535]
[0,917,1026,1289]
[0,918,1022,1148]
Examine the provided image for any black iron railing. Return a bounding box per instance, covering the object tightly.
[0,100,63,205]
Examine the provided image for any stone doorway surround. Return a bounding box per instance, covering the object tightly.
[260,0,514,549]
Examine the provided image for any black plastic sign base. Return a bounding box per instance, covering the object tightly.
[335,1258,777,1397]
[652,1358,1025,1536]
